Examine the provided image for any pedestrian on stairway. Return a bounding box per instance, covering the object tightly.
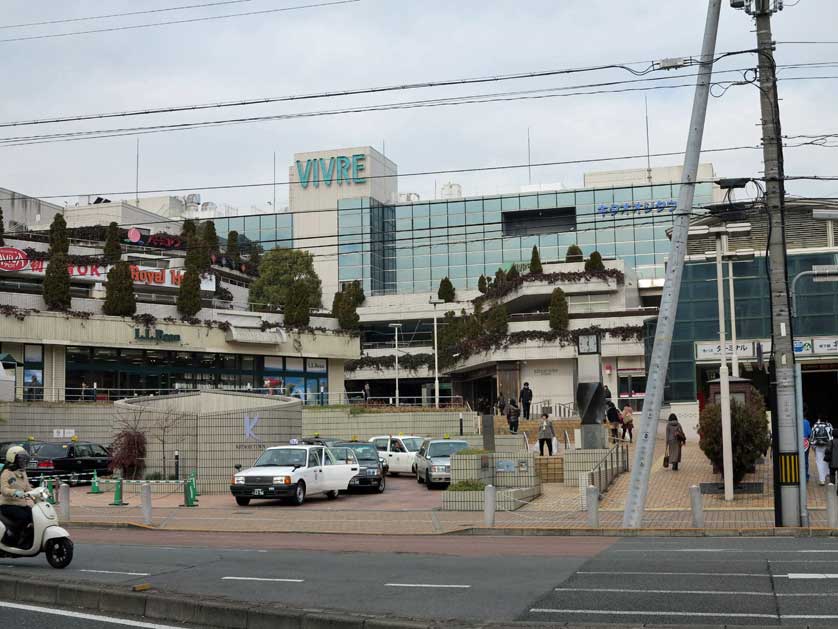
[665,413,686,471]
[621,405,635,442]
[811,417,833,485]
[606,401,621,441]
[519,383,533,420]
[506,398,520,434]
[537,413,555,456]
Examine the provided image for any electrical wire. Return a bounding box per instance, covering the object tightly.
[0,0,360,44]
[0,0,259,30]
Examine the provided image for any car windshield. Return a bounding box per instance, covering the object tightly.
[36,444,69,459]
[402,438,423,452]
[341,443,378,461]
[254,448,307,468]
[428,441,468,458]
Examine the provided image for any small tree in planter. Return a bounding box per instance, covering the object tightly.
[0,206,6,245]
[565,243,583,263]
[43,253,71,311]
[226,230,241,266]
[477,274,487,294]
[176,268,203,317]
[698,388,771,484]
[529,246,543,274]
[201,221,219,254]
[103,261,136,316]
[283,278,312,326]
[103,221,122,264]
[548,287,569,331]
[585,250,605,272]
[180,219,197,243]
[437,276,456,302]
[49,213,69,255]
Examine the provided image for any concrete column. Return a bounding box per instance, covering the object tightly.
[141,483,153,526]
[58,483,70,521]
[586,485,599,528]
[828,485,838,529]
[483,485,496,527]
[690,484,705,528]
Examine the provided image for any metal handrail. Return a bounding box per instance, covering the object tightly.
[588,440,630,494]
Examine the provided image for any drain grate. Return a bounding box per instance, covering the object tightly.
[700,482,764,495]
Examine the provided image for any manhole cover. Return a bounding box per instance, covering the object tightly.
[700,482,764,495]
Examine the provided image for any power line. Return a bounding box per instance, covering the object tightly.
[0,0,360,44]
[0,147,762,203]
[0,0,258,30]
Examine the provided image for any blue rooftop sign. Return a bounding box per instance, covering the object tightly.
[296,154,367,189]
[597,199,678,216]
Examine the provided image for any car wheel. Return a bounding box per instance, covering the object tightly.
[377,476,386,493]
[326,490,339,500]
[389,471,399,477]
[291,482,306,506]
[425,471,434,490]
[417,470,424,484]
[235,497,250,507]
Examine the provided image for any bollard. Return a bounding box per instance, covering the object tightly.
[109,477,128,506]
[190,470,201,496]
[174,450,180,481]
[586,485,599,528]
[459,412,464,436]
[483,484,496,527]
[46,478,56,505]
[181,478,198,507]
[141,483,152,526]
[88,470,103,494]
[58,483,70,521]
[689,484,705,529]
[828,484,838,529]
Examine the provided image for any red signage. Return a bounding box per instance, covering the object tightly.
[0,248,29,272]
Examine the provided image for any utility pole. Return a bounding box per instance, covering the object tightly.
[731,0,801,526]
[622,0,723,528]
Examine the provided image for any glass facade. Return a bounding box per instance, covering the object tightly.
[337,183,716,295]
[210,212,294,251]
[657,252,838,402]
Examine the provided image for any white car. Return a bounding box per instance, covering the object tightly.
[368,435,425,475]
[230,444,359,506]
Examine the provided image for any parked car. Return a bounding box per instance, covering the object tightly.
[414,438,469,489]
[230,444,360,507]
[23,441,112,484]
[301,436,345,448]
[335,442,386,493]
[369,435,424,475]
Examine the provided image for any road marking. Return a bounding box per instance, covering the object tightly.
[576,571,770,577]
[222,576,304,583]
[80,569,150,576]
[780,573,838,579]
[0,601,188,628]
[616,548,838,553]
[555,587,772,596]
[385,583,471,589]
[530,609,778,620]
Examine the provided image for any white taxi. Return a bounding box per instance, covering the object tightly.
[368,435,425,475]
[230,443,359,506]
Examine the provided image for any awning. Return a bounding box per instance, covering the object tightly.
[225,327,288,345]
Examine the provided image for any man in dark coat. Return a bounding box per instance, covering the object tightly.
[519,383,533,420]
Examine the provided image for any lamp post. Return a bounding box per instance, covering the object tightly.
[389,323,402,407]
[790,263,838,527]
[429,298,444,408]
[690,222,751,502]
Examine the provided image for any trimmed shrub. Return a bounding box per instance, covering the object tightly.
[249,248,321,314]
[176,268,203,317]
[438,276,456,302]
[585,250,606,272]
[529,246,543,274]
[548,287,569,331]
[43,253,71,311]
[49,213,69,255]
[103,261,136,316]
[103,221,122,264]
[201,221,219,253]
[477,274,488,294]
[283,279,312,326]
[226,230,241,266]
[565,244,583,263]
[506,264,520,283]
[0,206,5,245]
[180,219,197,243]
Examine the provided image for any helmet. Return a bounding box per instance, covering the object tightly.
[5,446,25,465]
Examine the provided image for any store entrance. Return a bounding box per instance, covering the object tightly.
[802,367,838,423]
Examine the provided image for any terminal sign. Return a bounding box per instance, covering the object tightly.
[134,328,181,343]
[296,154,366,189]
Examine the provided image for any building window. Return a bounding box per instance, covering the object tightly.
[502,207,577,238]
[23,344,43,401]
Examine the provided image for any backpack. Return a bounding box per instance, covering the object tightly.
[813,423,831,446]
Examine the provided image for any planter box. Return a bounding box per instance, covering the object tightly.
[442,486,540,512]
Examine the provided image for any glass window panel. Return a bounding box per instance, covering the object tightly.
[485,249,502,264]
[450,253,466,266]
[653,184,673,200]
[429,201,447,216]
[413,267,430,281]
[614,188,633,203]
[537,192,557,208]
[501,196,520,211]
[432,267,449,281]
[615,242,636,257]
[594,189,614,204]
[449,266,466,279]
[413,203,430,217]
[229,217,244,234]
[24,345,43,363]
[467,252,484,266]
[431,214,447,229]
[483,197,501,212]
[520,194,538,210]
[466,199,483,214]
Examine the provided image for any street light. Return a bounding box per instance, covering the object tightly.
[690,222,751,501]
[388,323,402,407]
[429,298,444,408]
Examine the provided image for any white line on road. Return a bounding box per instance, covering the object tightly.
[385,583,471,589]
[0,601,189,628]
[222,576,304,583]
[779,573,838,579]
[530,609,778,620]
[79,569,150,577]
[554,587,772,596]
[576,571,770,577]
[615,548,838,553]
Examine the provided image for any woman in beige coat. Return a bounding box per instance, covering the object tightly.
[665,413,686,471]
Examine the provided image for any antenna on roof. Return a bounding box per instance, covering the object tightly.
[644,96,652,186]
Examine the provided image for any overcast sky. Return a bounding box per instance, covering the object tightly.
[2,0,837,211]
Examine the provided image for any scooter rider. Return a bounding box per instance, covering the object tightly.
[0,446,33,548]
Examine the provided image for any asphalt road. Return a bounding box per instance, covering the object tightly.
[8,532,838,626]
[0,601,201,629]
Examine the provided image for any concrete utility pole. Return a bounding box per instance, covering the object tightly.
[622,0,723,528]
[731,0,801,526]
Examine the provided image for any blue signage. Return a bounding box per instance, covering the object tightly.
[296,154,366,189]
[597,199,678,216]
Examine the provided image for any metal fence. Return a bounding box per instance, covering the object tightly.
[588,439,630,495]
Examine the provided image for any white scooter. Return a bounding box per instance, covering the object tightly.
[0,486,73,568]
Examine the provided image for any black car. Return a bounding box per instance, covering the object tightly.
[335,442,385,493]
[301,436,345,448]
[0,441,42,472]
[25,441,112,484]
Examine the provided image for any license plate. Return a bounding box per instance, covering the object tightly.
[367,469,377,476]
[252,488,264,496]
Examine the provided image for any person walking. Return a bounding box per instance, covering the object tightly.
[506,398,520,434]
[825,431,838,489]
[519,383,533,420]
[802,406,812,482]
[811,418,834,485]
[363,383,371,402]
[665,413,686,471]
[537,413,556,456]
[621,405,635,442]
[603,385,612,401]
[606,401,621,441]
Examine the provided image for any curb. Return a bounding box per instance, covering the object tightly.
[452,526,838,537]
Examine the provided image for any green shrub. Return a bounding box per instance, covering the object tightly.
[49,213,69,255]
[176,268,203,317]
[438,276,456,302]
[43,253,71,311]
[477,274,487,294]
[103,221,122,264]
[529,246,543,274]
[201,221,219,253]
[585,250,606,272]
[565,244,583,263]
[548,287,569,331]
[698,387,771,484]
[447,480,487,492]
[506,264,520,283]
[103,261,136,316]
